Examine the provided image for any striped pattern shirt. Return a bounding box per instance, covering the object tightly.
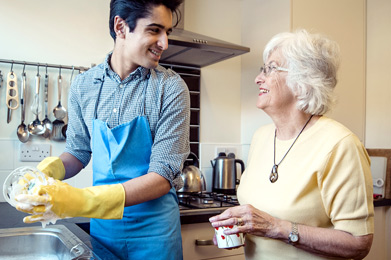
[64,54,190,190]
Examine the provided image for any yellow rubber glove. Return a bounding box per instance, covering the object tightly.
[37,157,66,180]
[15,180,125,223]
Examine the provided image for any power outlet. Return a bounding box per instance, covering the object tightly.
[215,147,238,157]
[19,143,51,162]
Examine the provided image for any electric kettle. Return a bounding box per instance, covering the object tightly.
[210,153,245,195]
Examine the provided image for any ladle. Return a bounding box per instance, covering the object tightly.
[28,73,46,135]
[51,75,65,141]
[16,72,30,143]
[53,75,67,120]
[42,72,53,138]
[60,66,74,140]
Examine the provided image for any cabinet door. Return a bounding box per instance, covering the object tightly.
[291,0,366,141]
[181,222,244,260]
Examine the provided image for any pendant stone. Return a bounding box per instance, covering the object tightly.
[270,165,278,183]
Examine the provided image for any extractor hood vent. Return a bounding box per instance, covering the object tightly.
[160,28,250,68]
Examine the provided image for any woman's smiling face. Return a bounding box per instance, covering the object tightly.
[254,50,295,114]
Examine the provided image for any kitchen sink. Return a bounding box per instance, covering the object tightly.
[0,225,99,259]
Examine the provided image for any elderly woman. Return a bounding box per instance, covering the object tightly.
[209,29,374,260]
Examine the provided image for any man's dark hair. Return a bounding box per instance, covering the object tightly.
[109,0,183,40]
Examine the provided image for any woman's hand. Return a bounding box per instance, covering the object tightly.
[210,204,373,259]
[209,204,283,240]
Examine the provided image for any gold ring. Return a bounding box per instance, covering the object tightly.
[237,218,244,226]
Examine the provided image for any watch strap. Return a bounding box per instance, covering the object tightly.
[292,222,298,234]
[288,222,299,244]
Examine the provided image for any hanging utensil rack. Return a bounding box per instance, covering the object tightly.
[0,58,90,72]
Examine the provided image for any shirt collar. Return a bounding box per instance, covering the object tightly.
[103,53,151,83]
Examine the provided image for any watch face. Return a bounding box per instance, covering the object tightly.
[289,233,299,243]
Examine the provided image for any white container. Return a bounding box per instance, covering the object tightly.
[214,225,244,249]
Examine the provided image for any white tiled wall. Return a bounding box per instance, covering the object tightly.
[0,139,93,203]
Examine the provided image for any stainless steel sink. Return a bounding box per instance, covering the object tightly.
[0,225,99,259]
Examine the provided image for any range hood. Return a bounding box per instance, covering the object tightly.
[160,28,250,68]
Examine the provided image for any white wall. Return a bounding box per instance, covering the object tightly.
[0,0,112,66]
[183,0,290,189]
[0,0,113,200]
[240,0,290,160]
[183,0,244,190]
[366,0,391,148]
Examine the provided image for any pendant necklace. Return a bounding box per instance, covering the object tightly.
[270,115,314,183]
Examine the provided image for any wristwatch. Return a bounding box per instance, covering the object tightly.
[288,222,299,244]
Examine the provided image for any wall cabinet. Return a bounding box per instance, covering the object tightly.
[181,222,244,260]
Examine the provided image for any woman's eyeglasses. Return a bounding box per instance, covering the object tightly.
[259,64,289,77]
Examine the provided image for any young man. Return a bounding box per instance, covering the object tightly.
[16,0,188,259]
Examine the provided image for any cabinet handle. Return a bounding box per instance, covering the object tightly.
[195,239,214,246]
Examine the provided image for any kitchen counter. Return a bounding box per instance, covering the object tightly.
[0,202,228,259]
[374,198,391,207]
[1,200,389,259]
[180,206,230,224]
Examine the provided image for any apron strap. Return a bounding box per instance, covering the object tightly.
[93,74,105,120]
[140,78,148,116]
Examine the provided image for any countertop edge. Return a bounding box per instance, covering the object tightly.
[374,199,391,207]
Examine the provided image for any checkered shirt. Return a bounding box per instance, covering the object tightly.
[64,54,190,190]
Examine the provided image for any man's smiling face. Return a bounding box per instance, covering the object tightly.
[122,4,173,71]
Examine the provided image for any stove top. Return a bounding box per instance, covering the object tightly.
[177,192,239,210]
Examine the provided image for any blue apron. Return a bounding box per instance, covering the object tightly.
[89,74,183,260]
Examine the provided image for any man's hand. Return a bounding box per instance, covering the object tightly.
[37,157,66,180]
[16,180,125,223]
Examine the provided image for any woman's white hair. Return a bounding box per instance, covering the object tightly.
[263,29,340,115]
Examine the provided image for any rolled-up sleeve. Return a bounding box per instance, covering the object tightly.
[148,72,190,190]
[64,74,93,167]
